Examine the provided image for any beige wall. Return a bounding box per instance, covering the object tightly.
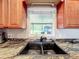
[6,29,28,38]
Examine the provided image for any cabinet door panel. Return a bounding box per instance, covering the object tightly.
[0,0,7,28]
[4,0,8,27]
[57,2,64,28]
[8,0,26,28]
[64,0,79,28]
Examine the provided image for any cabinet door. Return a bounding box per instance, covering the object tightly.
[0,0,7,28]
[57,2,64,28]
[8,0,26,28]
[64,0,79,28]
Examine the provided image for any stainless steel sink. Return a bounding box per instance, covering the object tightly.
[19,37,67,55]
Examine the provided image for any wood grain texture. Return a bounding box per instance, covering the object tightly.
[64,0,79,28]
[0,0,7,28]
[0,0,26,28]
[27,0,61,5]
[8,0,26,28]
[0,0,3,27]
[57,2,64,28]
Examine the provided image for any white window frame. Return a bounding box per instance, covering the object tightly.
[27,6,57,39]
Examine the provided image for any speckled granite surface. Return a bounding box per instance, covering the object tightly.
[0,39,79,59]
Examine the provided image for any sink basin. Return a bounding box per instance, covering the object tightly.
[19,37,67,55]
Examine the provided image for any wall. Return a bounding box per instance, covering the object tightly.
[6,29,28,38]
[5,29,79,39]
[56,29,79,39]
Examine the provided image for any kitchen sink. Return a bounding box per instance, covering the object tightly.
[19,37,67,55]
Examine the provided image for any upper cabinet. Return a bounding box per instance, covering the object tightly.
[7,0,26,28]
[0,0,4,28]
[57,2,64,28]
[0,0,26,28]
[57,0,79,28]
[0,0,8,28]
[64,0,79,28]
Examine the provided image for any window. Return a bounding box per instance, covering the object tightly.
[28,7,56,35]
[31,23,52,34]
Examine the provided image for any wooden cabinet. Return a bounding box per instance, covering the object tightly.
[27,0,61,5]
[57,2,64,28]
[64,0,79,28]
[0,0,8,28]
[8,0,26,28]
[58,0,79,28]
[0,0,26,28]
[0,0,4,28]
